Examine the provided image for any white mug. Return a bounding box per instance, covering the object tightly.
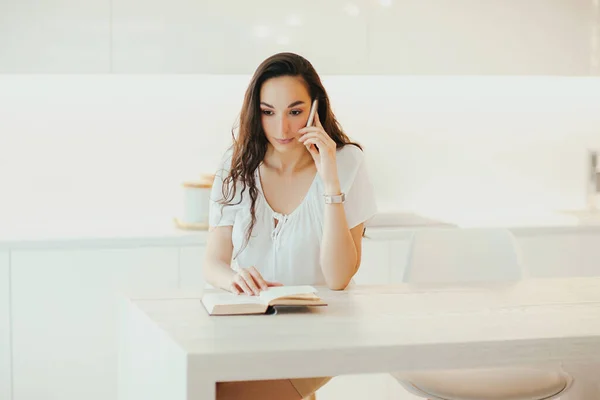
[181,175,213,225]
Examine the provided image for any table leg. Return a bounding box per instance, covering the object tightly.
[188,378,216,400]
[118,298,198,400]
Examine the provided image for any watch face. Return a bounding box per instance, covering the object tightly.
[325,193,345,204]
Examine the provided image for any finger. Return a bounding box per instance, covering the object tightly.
[299,129,335,148]
[229,283,241,295]
[298,126,325,135]
[266,280,284,287]
[241,270,261,295]
[306,143,319,159]
[314,109,323,128]
[299,131,334,147]
[248,266,268,290]
[234,274,254,295]
[236,277,253,295]
[303,137,329,151]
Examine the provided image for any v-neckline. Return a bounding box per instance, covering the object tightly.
[256,165,319,219]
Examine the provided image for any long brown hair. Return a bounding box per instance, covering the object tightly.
[220,52,361,254]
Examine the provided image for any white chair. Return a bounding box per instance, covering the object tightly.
[391,228,574,400]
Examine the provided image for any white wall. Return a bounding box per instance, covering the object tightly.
[2,0,600,225]
[2,74,600,224]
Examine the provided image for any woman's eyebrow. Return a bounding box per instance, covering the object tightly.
[259,100,305,108]
[287,100,305,108]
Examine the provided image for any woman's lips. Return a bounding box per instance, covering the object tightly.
[276,138,294,145]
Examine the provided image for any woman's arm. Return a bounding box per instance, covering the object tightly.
[299,111,367,291]
[202,226,238,291]
[319,181,364,290]
[203,226,281,295]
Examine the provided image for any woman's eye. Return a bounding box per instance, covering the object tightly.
[290,109,303,116]
[262,110,274,115]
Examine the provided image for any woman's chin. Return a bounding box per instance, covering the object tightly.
[270,139,302,152]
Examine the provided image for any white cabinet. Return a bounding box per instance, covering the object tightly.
[0,251,10,400]
[516,233,600,278]
[0,0,110,73]
[110,0,368,74]
[178,245,206,289]
[2,0,591,75]
[110,0,593,75]
[111,0,210,73]
[366,0,592,76]
[10,247,179,400]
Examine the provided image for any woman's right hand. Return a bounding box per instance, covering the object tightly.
[230,266,283,295]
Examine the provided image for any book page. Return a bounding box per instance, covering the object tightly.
[201,293,263,313]
[259,285,318,304]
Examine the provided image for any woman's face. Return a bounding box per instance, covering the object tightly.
[259,75,313,154]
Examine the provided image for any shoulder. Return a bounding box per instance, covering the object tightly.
[336,143,365,175]
[336,143,364,168]
[335,144,366,191]
[216,147,234,175]
[210,146,239,201]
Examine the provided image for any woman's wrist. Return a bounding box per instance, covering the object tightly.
[222,268,238,290]
[207,262,237,292]
[324,179,341,195]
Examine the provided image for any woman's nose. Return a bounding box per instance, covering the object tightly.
[277,116,291,136]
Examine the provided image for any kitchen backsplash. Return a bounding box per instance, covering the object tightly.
[1,74,600,220]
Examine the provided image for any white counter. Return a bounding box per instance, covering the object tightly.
[4,208,600,400]
[2,209,600,249]
[0,215,207,250]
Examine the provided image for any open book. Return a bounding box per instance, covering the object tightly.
[201,285,327,316]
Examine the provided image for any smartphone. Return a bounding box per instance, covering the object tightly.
[306,98,318,127]
[304,99,319,153]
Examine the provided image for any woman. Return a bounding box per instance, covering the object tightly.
[203,52,378,400]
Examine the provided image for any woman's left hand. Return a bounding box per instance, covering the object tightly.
[298,111,340,192]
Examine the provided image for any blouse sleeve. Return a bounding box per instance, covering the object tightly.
[208,150,238,228]
[338,145,378,229]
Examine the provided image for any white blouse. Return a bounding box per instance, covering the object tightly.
[209,144,378,286]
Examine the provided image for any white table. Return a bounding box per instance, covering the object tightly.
[117,277,600,400]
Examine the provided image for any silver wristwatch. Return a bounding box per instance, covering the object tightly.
[324,193,346,204]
